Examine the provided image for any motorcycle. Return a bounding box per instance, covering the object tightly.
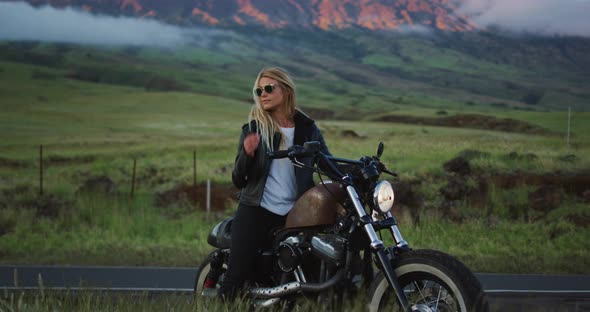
[194,141,488,311]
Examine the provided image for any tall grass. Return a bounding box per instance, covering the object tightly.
[398,218,589,274]
[0,291,252,312]
[0,290,373,312]
[1,187,588,273]
[0,192,227,266]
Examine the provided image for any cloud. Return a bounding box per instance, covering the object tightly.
[457,0,590,37]
[395,25,434,35]
[0,2,226,46]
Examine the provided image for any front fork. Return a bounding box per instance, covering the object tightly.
[346,186,411,312]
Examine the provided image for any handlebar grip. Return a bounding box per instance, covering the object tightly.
[268,150,290,159]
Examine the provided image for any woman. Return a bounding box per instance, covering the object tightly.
[219,67,330,299]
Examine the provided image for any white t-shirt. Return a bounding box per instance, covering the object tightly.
[260,127,297,216]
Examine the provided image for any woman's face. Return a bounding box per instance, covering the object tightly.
[257,77,285,113]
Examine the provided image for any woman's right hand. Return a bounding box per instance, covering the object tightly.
[243,133,260,157]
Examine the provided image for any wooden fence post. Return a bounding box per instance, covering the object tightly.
[193,150,197,188]
[39,145,43,196]
[193,150,198,210]
[131,158,137,199]
[567,107,572,147]
[206,178,211,215]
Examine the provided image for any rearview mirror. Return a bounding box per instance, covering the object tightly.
[377,142,384,158]
[304,141,320,153]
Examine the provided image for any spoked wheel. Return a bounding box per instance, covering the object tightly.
[368,249,488,312]
[372,274,462,312]
[194,250,227,299]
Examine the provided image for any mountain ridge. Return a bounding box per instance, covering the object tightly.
[20,0,476,32]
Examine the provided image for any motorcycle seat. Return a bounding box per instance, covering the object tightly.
[207,217,233,249]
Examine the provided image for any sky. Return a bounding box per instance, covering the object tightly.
[457,0,590,37]
[0,0,589,46]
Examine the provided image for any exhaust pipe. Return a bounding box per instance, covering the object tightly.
[248,269,345,299]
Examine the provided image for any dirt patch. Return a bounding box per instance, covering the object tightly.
[375,113,553,135]
[567,215,590,227]
[558,154,578,163]
[434,153,590,222]
[0,157,29,168]
[31,194,71,218]
[489,171,590,196]
[46,155,96,166]
[458,149,490,160]
[503,152,538,162]
[0,155,95,168]
[340,129,365,139]
[449,170,590,211]
[528,185,562,213]
[301,107,336,120]
[144,76,189,92]
[1,185,72,219]
[440,175,474,201]
[391,179,423,224]
[443,157,471,176]
[0,218,14,237]
[76,175,118,196]
[156,183,238,211]
[136,165,171,188]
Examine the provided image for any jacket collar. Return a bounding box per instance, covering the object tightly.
[294,109,314,146]
[245,109,315,147]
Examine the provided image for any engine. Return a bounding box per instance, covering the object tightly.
[277,236,304,273]
[277,234,347,273]
[311,234,347,265]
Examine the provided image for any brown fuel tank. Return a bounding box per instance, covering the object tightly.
[285,182,347,228]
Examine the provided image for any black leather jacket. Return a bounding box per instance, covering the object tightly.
[232,111,331,206]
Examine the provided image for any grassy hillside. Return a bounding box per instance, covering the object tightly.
[259,28,590,111]
[2,37,588,167]
[0,38,589,273]
[3,27,590,114]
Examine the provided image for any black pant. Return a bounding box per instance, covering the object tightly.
[219,203,286,298]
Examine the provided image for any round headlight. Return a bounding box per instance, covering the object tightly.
[373,180,395,213]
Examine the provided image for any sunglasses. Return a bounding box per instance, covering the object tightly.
[255,84,277,97]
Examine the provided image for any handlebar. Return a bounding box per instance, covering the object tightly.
[267,142,397,180]
[267,149,290,159]
[268,145,313,160]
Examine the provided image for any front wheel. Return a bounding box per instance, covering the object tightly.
[368,249,488,312]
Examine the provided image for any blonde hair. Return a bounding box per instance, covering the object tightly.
[248,67,297,151]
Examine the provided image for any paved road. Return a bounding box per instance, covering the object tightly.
[1,265,589,311]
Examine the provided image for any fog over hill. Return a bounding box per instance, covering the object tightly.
[0,2,226,46]
[457,0,590,38]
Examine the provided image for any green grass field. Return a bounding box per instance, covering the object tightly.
[0,40,589,274]
[0,291,261,312]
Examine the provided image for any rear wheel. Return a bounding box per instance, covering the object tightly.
[368,249,488,312]
[194,250,227,298]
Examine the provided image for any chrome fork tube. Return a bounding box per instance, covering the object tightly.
[386,212,409,248]
[345,186,411,311]
[346,186,384,250]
